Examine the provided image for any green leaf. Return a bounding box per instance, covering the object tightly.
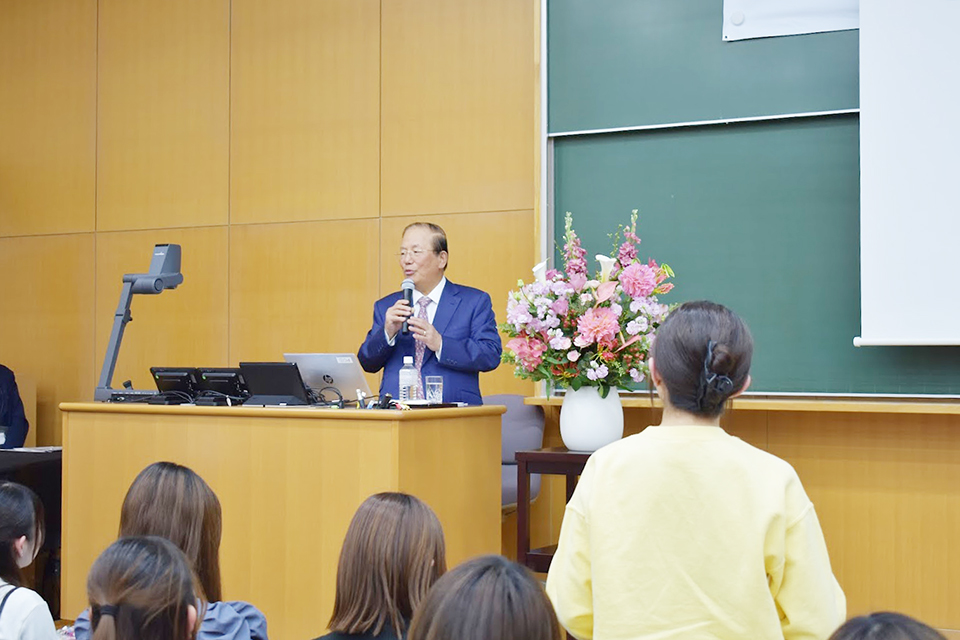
[599,385,610,399]
[571,377,582,391]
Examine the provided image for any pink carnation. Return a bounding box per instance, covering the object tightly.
[619,263,658,298]
[576,307,620,345]
[506,336,548,372]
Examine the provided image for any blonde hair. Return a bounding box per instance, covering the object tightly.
[328,492,446,638]
[87,536,201,640]
[119,462,222,602]
[408,555,562,640]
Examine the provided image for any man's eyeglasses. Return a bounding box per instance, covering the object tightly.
[397,249,437,259]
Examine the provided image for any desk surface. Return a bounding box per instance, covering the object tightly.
[526,395,960,415]
[59,402,504,420]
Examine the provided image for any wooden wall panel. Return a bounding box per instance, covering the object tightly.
[381,0,536,217]
[0,235,96,444]
[96,0,229,231]
[228,220,381,389]
[95,227,230,391]
[0,0,96,237]
[380,211,536,397]
[769,412,960,628]
[230,0,380,224]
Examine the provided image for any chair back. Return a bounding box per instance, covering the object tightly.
[485,394,544,462]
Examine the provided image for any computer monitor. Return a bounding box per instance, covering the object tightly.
[238,362,311,406]
[283,353,372,401]
[195,367,250,402]
[150,367,200,395]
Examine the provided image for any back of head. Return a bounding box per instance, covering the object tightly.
[87,536,199,640]
[0,481,45,586]
[407,555,562,640]
[329,492,446,638]
[119,462,222,601]
[829,612,947,640]
[651,300,753,417]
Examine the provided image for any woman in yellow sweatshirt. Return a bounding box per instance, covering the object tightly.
[546,300,845,640]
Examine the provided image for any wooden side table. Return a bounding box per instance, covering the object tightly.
[516,447,591,573]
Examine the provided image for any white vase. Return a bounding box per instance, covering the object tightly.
[559,387,624,452]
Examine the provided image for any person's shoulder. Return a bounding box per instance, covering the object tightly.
[202,600,268,640]
[727,434,798,474]
[0,364,14,382]
[375,291,404,307]
[1,586,56,634]
[5,585,48,609]
[313,630,400,640]
[444,281,492,302]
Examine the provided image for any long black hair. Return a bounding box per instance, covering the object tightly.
[0,482,45,585]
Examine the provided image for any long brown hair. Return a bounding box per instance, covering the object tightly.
[328,492,446,638]
[88,536,201,640]
[119,462,222,602]
[0,482,45,586]
[407,555,562,640]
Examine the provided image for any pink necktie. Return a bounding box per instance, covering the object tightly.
[414,297,431,397]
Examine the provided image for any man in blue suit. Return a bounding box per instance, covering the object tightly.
[359,222,501,405]
[0,364,29,448]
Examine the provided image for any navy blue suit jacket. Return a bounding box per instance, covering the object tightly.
[0,364,29,448]
[358,281,502,405]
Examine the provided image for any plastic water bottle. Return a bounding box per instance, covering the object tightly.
[398,356,419,401]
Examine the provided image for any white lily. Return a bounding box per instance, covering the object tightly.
[596,254,617,282]
[532,260,548,283]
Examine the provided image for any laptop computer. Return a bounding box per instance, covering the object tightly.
[238,362,312,406]
[283,353,372,401]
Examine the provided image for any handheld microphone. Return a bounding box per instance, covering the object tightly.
[401,279,415,334]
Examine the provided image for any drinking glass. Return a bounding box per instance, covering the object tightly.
[425,376,443,404]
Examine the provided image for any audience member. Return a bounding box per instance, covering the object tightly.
[546,300,846,639]
[87,536,200,640]
[316,492,446,640]
[75,462,267,640]
[407,555,561,640]
[0,482,57,639]
[829,612,947,640]
[0,364,29,448]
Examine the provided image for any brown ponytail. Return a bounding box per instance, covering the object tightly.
[87,536,201,640]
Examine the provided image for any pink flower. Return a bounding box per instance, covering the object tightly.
[546,268,562,280]
[551,298,569,316]
[569,273,587,292]
[595,281,617,303]
[619,263,658,298]
[506,337,548,372]
[567,350,581,362]
[617,241,637,267]
[576,307,620,345]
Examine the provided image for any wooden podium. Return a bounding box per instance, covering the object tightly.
[59,402,504,639]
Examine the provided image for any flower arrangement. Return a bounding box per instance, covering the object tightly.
[501,211,675,397]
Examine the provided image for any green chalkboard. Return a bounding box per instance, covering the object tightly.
[553,116,960,394]
[548,0,860,133]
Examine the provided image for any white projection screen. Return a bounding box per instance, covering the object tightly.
[857,0,960,346]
